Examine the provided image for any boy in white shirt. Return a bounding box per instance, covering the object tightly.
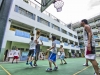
[26,37,36,67]
[12,48,19,64]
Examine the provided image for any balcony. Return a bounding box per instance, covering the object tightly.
[93,35,99,39]
[95,20,100,25]
[80,46,85,49]
[71,44,74,47]
[79,45,85,49]
[39,36,49,42]
[6,30,80,50]
[78,33,83,37]
[92,29,98,33]
[55,40,60,44]
[79,40,84,43]
[64,43,68,46]
[89,22,96,27]
[75,27,83,31]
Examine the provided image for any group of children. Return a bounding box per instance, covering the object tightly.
[10,30,67,72]
[25,30,67,72]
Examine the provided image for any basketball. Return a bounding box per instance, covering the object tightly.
[36,30,40,35]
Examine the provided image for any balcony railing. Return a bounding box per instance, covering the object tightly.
[71,44,74,47]
[78,33,83,37]
[55,40,60,44]
[64,43,68,46]
[93,35,99,39]
[39,36,49,42]
[79,40,84,42]
[95,20,100,25]
[89,22,95,27]
[92,29,98,33]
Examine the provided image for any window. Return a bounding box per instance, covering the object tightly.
[74,35,77,39]
[52,24,60,31]
[69,32,73,37]
[41,18,49,26]
[37,16,40,22]
[37,16,50,27]
[10,25,30,33]
[14,5,35,20]
[61,29,67,34]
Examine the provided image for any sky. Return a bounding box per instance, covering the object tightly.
[31,0,100,24]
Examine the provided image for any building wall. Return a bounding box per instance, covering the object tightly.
[0,0,80,61]
[8,0,78,41]
[0,0,13,61]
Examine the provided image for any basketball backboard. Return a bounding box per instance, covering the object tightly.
[41,0,55,12]
[0,0,3,7]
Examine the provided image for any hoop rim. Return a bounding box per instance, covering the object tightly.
[54,0,64,8]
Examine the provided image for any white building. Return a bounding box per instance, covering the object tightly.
[0,0,80,61]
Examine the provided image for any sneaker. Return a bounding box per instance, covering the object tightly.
[64,62,67,64]
[53,67,58,71]
[29,62,33,66]
[32,65,36,68]
[83,64,88,66]
[94,70,100,75]
[34,64,38,66]
[46,68,52,72]
[26,62,28,65]
[94,73,97,75]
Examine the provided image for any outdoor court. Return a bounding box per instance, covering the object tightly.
[0,58,100,75]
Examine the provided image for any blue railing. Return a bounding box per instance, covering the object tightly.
[93,35,99,39]
[76,46,79,48]
[79,45,84,48]
[95,44,99,46]
[64,43,68,46]
[39,36,49,42]
[71,44,74,47]
[15,30,30,38]
[55,40,60,44]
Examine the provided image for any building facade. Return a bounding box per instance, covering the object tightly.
[0,0,80,61]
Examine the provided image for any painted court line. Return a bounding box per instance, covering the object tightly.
[0,65,11,75]
[73,65,91,75]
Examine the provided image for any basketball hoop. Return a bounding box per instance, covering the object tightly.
[54,0,64,12]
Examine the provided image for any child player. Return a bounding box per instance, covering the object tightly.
[26,37,36,67]
[12,48,20,64]
[59,45,67,65]
[46,36,58,72]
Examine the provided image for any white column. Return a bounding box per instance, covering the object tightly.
[1,20,12,48]
[33,28,36,40]
[68,40,70,44]
[74,50,77,53]
[49,33,52,38]
[79,50,81,53]
[0,20,12,61]
[78,42,79,46]
[60,37,62,42]
[69,49,71,53]
[73,42,75,45]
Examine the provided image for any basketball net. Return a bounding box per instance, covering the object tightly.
[54,0,64,12]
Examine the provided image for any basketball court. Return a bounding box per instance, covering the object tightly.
[0,0,100,75]
[0,58,100,75]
